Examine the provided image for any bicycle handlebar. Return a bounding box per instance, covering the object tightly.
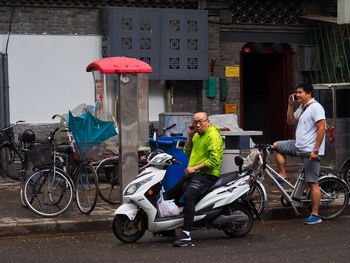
[173,159,182,165]
[163,123,176,131]
[1,120,25,132]
[48,127,60,144]
[255,144,274,170]
[253,144,274,152]
[52,114,68,126]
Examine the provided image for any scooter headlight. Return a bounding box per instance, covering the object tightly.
[124,176,153,196]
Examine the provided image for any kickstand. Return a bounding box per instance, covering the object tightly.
[291,201,302,216]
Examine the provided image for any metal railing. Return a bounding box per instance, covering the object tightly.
[308,23,350,84]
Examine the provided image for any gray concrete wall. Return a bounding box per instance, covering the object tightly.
[0,7,100,35]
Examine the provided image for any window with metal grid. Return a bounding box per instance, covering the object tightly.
[102,7,208,80]
[231,0,303,25]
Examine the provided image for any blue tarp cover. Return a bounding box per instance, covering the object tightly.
[68,111,117,155]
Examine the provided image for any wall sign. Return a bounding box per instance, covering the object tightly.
[225,66,240,77]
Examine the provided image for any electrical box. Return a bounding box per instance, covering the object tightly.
[205,78,216,98]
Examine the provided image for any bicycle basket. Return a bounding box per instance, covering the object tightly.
[26,142,52,168]
[242,150,263,171]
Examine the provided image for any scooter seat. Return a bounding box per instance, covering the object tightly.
[207,171,240,192]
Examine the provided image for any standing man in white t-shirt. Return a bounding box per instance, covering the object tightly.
[273,83,326,224]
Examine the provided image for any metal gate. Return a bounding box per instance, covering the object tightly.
[307,23,350,84]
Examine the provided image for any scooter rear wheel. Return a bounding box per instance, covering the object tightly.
[222,203,254,238]
[113,213,147,243]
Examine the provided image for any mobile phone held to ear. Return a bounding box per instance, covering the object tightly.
[292,94,297,101]
[189,124,195,130]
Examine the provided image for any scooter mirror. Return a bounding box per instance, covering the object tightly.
[153,131,160,149]
[234,155,244,172]
[234,155,244,166]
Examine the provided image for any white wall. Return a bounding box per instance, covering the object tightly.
[0,34,100,123]
[148,80,166,121]
[0,34,166,123]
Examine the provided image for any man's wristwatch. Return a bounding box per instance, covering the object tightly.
[313,150,319,155]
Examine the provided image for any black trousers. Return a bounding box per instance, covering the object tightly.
[166,173,218,231]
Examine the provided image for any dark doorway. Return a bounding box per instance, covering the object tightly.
[241,44,293,144]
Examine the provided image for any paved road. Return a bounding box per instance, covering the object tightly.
[1,215,350,263]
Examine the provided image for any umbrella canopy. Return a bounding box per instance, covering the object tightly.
[68,111,117,156]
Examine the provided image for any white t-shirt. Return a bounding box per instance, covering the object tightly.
[294,98,326,155]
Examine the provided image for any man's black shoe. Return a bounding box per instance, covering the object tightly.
[173,231,192,247]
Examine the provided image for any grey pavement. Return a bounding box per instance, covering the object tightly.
[0,157,347,238]
[0,176,116,237]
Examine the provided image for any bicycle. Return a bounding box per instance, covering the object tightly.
[96,123,178,205]
[96,147,149,205]
[23,123,99,217]
[244,144,350,220]
[53,113,100,215]
[0,121,52,206]
[0,120,29,180]
[58,143,99,215]
[23,127,74,217]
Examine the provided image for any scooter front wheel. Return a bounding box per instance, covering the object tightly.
[222,203,254,238]
[113,213,147,243]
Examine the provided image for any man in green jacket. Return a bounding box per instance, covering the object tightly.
[167,112,223,247]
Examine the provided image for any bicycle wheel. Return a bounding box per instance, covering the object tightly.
[20,181,27,207]
[0,146,22,180]
[342,162,350,186]
[24,168,73,217]
[309,177,349,220]
[96,160,121,205]
[75,163,99,215]
[249,181,265,215]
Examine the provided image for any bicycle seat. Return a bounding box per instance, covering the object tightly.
[170,133,183,137]
[207,171,240,192]
[57,145,73,154]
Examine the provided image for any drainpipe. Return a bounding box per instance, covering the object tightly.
[0,52,10,128]
[165,85,173,113]
[0,52,10,174]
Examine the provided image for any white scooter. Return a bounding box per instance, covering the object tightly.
[112,148,260,243]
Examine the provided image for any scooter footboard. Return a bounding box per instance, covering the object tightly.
[114,202,138,221]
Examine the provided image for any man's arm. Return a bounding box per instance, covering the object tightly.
[287,95,298,126]
[185,162,207,175]
[309,119,326,160]
[184,124,196,156]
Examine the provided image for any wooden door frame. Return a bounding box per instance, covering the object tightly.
[240,43,293,139]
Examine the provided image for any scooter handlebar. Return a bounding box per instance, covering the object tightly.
[173,159,182,165]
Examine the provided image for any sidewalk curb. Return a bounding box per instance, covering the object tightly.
[1,206,349,238]
[3,205,345,238]
[0,216,114,238]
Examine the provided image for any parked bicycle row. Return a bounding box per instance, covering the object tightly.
[0,111,119,217]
